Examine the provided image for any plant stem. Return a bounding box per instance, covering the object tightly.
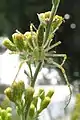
[31,61,42,87]
[24,62,42,120]
[24,2,61,120]
[20,113,25,120]
[44,0,60,43]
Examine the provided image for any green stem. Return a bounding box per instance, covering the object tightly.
[31,62,42,87]
[20,113,25,120]
[24,62,42,120]
[44,0,60,43]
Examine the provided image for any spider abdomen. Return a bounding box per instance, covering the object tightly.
[33,47,45,62]
[37,24,44,47]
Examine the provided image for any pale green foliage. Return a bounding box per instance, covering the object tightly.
[0,107,12,120]
[70,94,80,120]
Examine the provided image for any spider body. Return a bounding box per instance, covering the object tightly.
[3,11,71,108]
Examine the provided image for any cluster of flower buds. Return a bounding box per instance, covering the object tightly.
[38,11,63,26]
[0,107,12,120]
[3,32,36,53]
[3,12,63,52]
[37,88,54,114]
[4,80,25,103]
[28,88,54,119]
[4,80,54,119]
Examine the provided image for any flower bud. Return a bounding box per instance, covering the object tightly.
[3,39,17,51]
[4,87,14,102]
[52,15,63,33]
[37,24,44,47]
[7,113,12,120]
[0,116,2,120]
[12,82,18,94]
[17,80,25,98]
[12,33,24,51]
[38,12,51,24]
[38,96,51,113]
[24,87,34,103]
[38,13,45,22]
[1,109,7,120]
[12,81,23,101]
[6,107,12,113]
[46,89,54,98]
[44,11,51,19]
[24,31,37,51]
[29,103,35,118]
[38,88,45,100]
[32,96,38,108]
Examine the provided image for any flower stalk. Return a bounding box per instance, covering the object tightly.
[2,0,72,120]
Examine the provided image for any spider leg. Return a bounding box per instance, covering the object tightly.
[43,31,55,48]
[45,41,61,52]
[16,29,22,34]
[45,53,67,66]
[30,23,38,48]
[43,38,53,49]
[30,23,37,31]
[13,60,28,83]
[46,58,72,108]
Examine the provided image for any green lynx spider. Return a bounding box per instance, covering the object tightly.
[13,21,71,109]
[3,0,72,109]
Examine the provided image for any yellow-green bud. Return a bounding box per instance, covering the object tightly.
[12,33,24,51]
[38,12,51,24]
[38,13,45,21]
[37,24,44,47]
[0,116,2,120]
[4,87,14,102]
[7,113,12,120]
[24,31,37,51]
[17,80,25,97]
[44,11,51,19]
[29,103,35,118]
[38,96,51,113]
[6,107,12,113]
[46,89,54,98]
[1,109,7,120]
[52,15,63,32]
[24,87,34,102]
[32,96,38,108]
[0,107,1,114]
[12,81,22,101]
[3,39,17,51]
[38,88,45,100]
[24,32,32,40]
[12,82,18,94]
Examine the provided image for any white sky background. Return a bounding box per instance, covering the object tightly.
[0,50,60,85]
[0,50,75,120]
[0,50,73,102]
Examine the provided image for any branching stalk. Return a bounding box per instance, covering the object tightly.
[31,62,42,87]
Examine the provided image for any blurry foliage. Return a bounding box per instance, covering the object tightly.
[70,94,80,120]
[0,84,9,94]
[0,97,10,109]
[0,84,10,109]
